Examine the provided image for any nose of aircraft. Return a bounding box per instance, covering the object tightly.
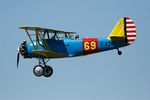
[16,41,28,68]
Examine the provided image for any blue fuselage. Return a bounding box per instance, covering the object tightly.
[26,38,126,58]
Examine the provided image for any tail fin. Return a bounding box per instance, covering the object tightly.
[107,17,136,45]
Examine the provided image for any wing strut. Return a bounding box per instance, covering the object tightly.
[36,29,49,50]
[25,29,36,49]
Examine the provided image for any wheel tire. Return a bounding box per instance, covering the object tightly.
[118,51,122,55]
[43,66,53,77]
[33,65,44,77]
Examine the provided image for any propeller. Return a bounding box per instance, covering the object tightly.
[16,46,21,68]
[17,52,20,68]
[16,41,28,68]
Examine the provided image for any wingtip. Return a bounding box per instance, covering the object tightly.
[18,26,41,29]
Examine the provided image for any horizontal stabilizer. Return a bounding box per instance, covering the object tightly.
[110,36,125,41]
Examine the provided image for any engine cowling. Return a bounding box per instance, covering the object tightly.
[19,41,29,58]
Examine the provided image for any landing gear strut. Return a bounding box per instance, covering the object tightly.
[117,48,122,55]
[33,59,53,77]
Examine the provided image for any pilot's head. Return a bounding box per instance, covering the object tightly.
[75,35,79,40]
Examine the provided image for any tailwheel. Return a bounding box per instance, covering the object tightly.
[118,51,122,55]
[117,48,122,55]
[33,65,44,77]
[43,66,53,77]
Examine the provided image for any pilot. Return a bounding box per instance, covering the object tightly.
[75,35,79,40]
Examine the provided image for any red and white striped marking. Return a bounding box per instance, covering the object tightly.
[126,17,136,44]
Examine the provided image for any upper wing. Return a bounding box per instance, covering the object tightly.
[19,26,76,34]
[19,26,76,51]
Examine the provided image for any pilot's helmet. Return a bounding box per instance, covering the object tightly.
[75,35,79,40]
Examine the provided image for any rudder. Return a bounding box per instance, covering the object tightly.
[125,17,136,44]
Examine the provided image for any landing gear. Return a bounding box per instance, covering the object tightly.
[33,59,53,77]
[117,48,122,55]
[33,65,43,77]
[43,66,53,77]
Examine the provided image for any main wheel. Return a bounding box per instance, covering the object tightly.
[33,65,44,77]
[43,66,53,77]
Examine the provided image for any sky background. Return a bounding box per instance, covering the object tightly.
[0,0,150,100]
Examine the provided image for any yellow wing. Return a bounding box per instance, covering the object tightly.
[32,50,66,58]
[19,26,76,34]
[19,26,76,50]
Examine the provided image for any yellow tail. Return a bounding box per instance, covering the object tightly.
[108,17,136,44]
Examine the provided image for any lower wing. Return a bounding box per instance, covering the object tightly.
[32,50,66,58]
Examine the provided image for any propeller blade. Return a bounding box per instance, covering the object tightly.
[17,53,20,68]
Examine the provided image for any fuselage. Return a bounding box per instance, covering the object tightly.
[25,38,127,58]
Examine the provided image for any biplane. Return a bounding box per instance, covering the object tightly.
[17,17,136,77]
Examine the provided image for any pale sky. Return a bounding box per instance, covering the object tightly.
[0,0,149,100]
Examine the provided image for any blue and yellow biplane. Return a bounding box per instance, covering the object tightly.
[17,17,136,77]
